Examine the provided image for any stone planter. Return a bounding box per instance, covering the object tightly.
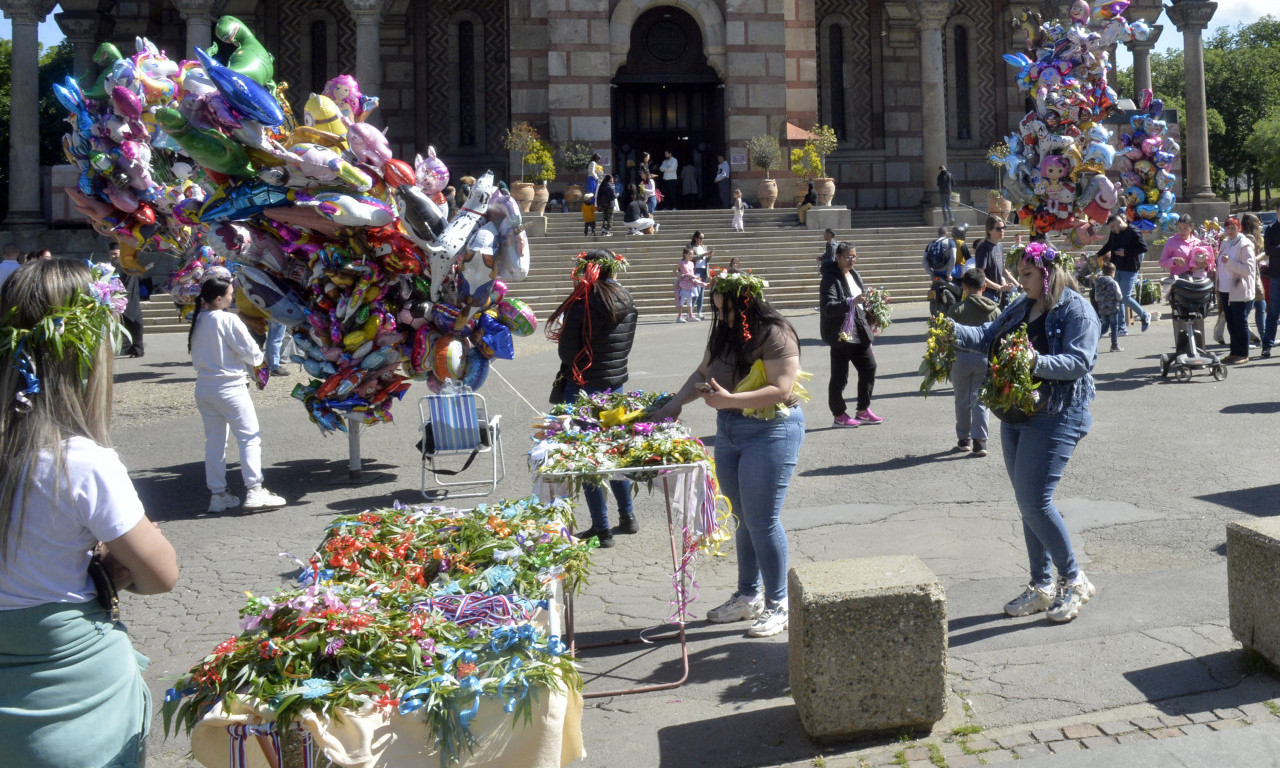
[988,198,1013,219]
[510,182,535,213]
[793,180,810,207]
[756,178,778,209]
[813,177,836,206]
[564,183,583,211]
[531,183,550,214]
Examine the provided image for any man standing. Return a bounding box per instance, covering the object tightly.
[0,243,20,286]
[1263,202,1280,357]
[109,244,145,357]
[714,154,731,209]
[936,165,955,224]
[1095,213,1154,334]
[659,150,680,210]
[818,228,838,269]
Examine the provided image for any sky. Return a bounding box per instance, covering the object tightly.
[0,1,1273,74]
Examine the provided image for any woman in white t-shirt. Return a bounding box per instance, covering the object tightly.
[188,276,287,512]
[0,258,179,768]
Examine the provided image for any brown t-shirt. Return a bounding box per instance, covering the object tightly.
[705,324,801,409]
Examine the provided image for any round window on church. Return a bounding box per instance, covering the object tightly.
[646,19,689,62]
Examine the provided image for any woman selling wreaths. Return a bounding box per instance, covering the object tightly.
[546,249,640,549]
[949,241,1099,624]
[0,259,179,767]
[651,271,807,638]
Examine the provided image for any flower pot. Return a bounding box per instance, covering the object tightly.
[756,179,778,209]
[793,180,810,207]
[511,182,535,213]
[988,198,1013,218]
[564,184,583,211]
[531,183,550,214]
[813,177,836,206]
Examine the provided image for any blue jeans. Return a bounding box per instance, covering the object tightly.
[562,383,633,531]
[1114,270,1148,332]
[940,194,953,222]
[1265,277,1280,349]
[647,195,658,214]
[1098,310,1122,347]
[1001,405,1090,587]
[693,267,709,314]
[1253,298,1266,342]
[265,321,287,369]
[715,408,805,604]
[952,352,989,442]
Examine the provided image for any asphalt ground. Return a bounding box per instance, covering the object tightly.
[106,297,1280,767]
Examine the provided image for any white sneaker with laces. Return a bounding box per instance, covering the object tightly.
[706,593,764,624]
[747,603,789,637]
[1003,582,1055,617]
[244,486,287,510]
[1047,573,1096,623]
[208,492,241,513]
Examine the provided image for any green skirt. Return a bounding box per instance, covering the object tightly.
[0,601,151,768]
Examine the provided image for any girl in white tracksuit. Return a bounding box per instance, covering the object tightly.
[188,276,285,513]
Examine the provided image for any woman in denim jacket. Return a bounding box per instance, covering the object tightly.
[952,242,1099,623]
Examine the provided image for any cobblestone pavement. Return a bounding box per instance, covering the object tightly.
[109,300,1280,768]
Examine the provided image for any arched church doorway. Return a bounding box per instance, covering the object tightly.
[612,6,724,209]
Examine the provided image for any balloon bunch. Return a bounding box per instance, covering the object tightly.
[1115,89,1181,234]
[988,0,1171,236]
[53,17,537,433]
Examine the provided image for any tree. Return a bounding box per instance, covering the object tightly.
[1246,108,1280,190]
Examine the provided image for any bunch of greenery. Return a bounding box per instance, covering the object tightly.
[556,138,595,174]
[747,134,782,178]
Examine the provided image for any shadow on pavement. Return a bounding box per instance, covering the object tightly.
[656,703,819,768]
[1122,650,1266,712]
[799,449,957,477]
[1196,483,1280,516]
[1221,402,1280,415]
[948,611,1033,648]
[1092,364,1160,392]
[113,371,193,385]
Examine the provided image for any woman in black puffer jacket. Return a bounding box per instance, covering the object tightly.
[546,249,639,547]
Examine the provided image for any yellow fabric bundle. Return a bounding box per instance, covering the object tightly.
[733,359,812,420]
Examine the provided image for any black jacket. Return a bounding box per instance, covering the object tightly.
[623,200,648,224]
[1264,221,1280,261]
[596,182,616,211]
[819,259,874,346]
[557,281,639,390]
[1095,226,1148,273]
[820,238,838,265]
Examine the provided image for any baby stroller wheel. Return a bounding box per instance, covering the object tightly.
[1211,364,1227,382]
[1175,366,1193,383]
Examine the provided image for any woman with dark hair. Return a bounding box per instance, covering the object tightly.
[689,230,714,319]
[652,272,806,638]
[0,259,178,767]
[820,242,882,428]
[622,185,657,236]
[796,183,817,226]
[547,250,640,548]
[950,242,1099,622]
[188,276,286,513]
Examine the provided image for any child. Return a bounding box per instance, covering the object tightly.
[188,276,287,512]
[673,246,706,323]
[1094,261,1124,352]
[730,188,747,233]
[727,257,743,274]
[948,268,1001,456]
[596,174,617,237]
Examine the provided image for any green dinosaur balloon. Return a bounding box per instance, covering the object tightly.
[213,15,276,90]
[154,107,256,178]
[82,42,123,100]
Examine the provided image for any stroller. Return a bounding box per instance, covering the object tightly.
[1159,277,1226,382]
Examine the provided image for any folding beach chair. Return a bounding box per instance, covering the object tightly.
[418,391,505,499]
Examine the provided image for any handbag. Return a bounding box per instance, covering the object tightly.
[88,551,120,622]
[654,188,664,203]
[549,363,570,405]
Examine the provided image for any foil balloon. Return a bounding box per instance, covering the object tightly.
[194,47,284,127]
[213,15,275,88]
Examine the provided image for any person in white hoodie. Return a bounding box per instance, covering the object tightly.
[188,275,286,512]
[1217,215,1257,364]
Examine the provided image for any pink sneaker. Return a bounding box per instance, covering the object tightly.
[833,413,860,428]
[855,409,884,425]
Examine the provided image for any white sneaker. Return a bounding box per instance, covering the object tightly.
[746,603,789,637]
[244,486,286,510]
[1047,574,1096,623]
[706,593,764,624]
[1003,582,1055,617]
[208,492,241,513]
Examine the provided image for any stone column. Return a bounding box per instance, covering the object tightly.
[172,0,217,55]
[914,0,951,211]
[1166,0,1218,201]
[343,0,384,103]
[55,10,105,80]
[1125,25,1162,102]
[1,0,57,226]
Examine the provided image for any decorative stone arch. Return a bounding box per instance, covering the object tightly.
[610,0,726,80]
[447,9,487,150]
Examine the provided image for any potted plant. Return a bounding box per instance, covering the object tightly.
[557,138,594,211]
[747,133,782,208]
[808,124,839,205]
[987,189,1013,218]
[790,144,822,206]
[503,121,540,212]
[526,139,557,214]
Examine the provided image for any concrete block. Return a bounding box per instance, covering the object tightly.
[788,555,947,741]
[522,214,548,238]
[806,205,851,232]
[1228,519,1280,666]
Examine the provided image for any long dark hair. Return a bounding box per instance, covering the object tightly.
[707,290,798,381]
[689,230,704,247]
[187,276,233,352]
[545,250,633,384]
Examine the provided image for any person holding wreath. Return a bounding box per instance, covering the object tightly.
[651,271,807,637]
[949,241,1099,622]
[546,250,640,548]
[820,242,882,428]
[0,259,179,767]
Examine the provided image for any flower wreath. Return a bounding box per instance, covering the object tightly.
[708,269,768,302]
[1005,241,1074,295]
[0,261,127,411]
[570,250,628,280]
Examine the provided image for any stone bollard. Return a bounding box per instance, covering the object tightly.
[1228,519,1280,666]
[788,555,947,741]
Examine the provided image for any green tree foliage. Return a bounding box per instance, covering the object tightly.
[0,39,74,216]
[1246,108,1280,187]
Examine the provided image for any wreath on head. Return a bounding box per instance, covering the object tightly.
[1007,242,1074,296]
[0,261,127,412]
[571,250,628,281]
[708,269,768,302]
